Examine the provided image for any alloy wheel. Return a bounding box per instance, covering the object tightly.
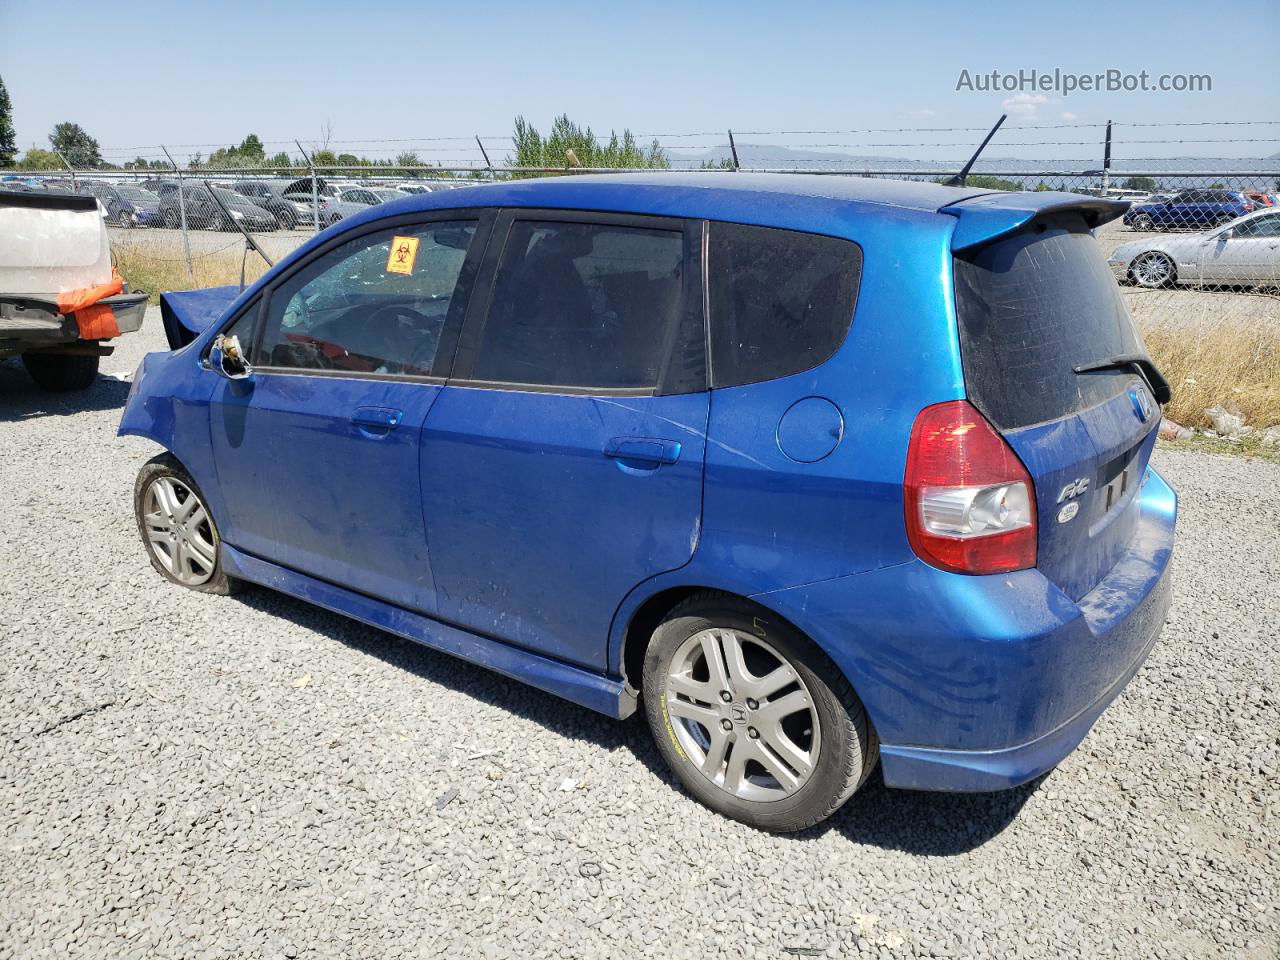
[1132,252,1174,288]
[664,628,821,802]
[142,476,217,586]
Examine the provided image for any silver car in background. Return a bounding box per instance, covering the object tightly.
[1108,207,1280,288]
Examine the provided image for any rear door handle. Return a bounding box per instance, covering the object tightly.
[351,406,403,435]
[604,437,682,466]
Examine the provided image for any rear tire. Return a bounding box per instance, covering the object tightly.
[133,454,243,596]
[642,592,878,832]
[21,352,99,391]
[1132,213,1154,231]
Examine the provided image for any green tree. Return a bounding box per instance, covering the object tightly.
[238,133,265,161]
[939,174,1022,191]
[1121,176,1158,192]
[508,114,667,178]
[16,147,60,170]
[0,75,16,167]
[267,151,292,168]
[311,149,337,167]
[48,122,102,167]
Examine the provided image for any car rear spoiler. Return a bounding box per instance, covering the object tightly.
[0,189,99,212]
[941,192,1130,254]
[159,286,242,349]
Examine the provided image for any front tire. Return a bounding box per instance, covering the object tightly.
[22,352,99,391]
[1130,251,1177,288]
[642,592,877,832]
[133,454,242,596]
[1131,213,1155,231]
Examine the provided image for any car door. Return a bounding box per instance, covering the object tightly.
[420,210,709,670]
[207,212,491,613]
[1203,212,1280,282]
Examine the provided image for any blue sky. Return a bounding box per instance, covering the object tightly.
[2,0,1277,166]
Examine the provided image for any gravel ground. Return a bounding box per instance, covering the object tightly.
[1,315,1277,960]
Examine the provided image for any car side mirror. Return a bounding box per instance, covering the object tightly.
[210,334,253,381]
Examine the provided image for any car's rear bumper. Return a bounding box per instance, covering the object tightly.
[753,465,1177,792]
[877,557,1171,790]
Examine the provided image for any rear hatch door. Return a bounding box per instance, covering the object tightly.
[949,204,1161,601]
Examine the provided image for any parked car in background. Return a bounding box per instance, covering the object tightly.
[121,174,1176,832]
[1243,189,1275,208]
[231,180,321,230]
[316,187,405,225]
[338,187,408,207]
[1123,189,1256,230]
[316,193,367,226]
[2,189,148,389]
[80,182,164,228]
[1109,207,1280,288]
[158,185,277,232]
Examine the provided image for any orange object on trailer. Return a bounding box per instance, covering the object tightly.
[55,267,126,340]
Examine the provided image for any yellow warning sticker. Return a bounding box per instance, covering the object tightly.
[385,236,420,275]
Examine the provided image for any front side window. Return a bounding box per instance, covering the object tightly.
[707,222,862,388]
[1234,214,1280,238]
[471,219,685,389]
[256,220,477,376]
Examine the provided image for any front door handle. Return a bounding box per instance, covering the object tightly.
[604,437,682,466]
[351,406,403,435]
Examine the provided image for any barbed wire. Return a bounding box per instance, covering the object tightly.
[90,120,1280,159]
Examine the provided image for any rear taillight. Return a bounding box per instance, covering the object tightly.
[904,400,1037,575]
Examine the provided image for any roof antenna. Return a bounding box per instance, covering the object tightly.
[943,114,1006,187]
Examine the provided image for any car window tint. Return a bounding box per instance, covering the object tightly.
[1236,215,1280,238]
[258,220,477,376]
[472,220,684,389]
[707,222,862,388]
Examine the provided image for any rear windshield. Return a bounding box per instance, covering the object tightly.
[953,215,1148,430]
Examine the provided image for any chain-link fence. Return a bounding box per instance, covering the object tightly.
[6,138,1279,432]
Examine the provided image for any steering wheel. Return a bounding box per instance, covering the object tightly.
[362,303,438,374]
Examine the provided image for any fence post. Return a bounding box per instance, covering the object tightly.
[475,135,494,180]
[54,151,78,191]
[1101,119,1113,197]
[296,140,320,234]
[728,130,740,171]
[161,145,193,280]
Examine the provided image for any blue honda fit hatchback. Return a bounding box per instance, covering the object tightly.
[121,174,1176,831]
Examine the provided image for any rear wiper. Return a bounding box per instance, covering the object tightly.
[1073,354,1172,405]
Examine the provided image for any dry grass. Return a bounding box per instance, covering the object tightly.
[1140,312,1280,429]
[115,244,272,303]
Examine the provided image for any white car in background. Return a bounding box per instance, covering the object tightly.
[1108,207,1280,288]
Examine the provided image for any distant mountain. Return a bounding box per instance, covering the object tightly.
[667,143,1279,179]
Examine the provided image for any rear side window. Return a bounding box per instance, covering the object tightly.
[471,220,685,389]
[707,223,862,388]
[954,215,1148,431]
